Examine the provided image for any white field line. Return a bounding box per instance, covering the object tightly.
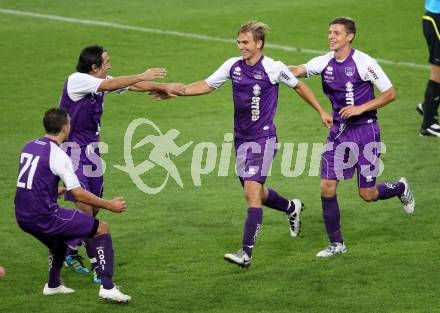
[0,8,429,70]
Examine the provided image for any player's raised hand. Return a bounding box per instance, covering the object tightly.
[140,68,167,81]
[108,197,127,213]
[320,111,333,128]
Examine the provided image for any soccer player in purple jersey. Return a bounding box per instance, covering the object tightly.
[59,45,183,280]
[289,17,416,257]
[152,21,333,268]
[15,108,131,302]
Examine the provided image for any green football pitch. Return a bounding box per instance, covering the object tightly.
[0,0,438,312]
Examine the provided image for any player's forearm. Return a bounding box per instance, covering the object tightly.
[129,81,165,92]
[288,65,307,78]
[360,87,396,112]
[98,75,144,92]
[70,187,114,211]
[294,81,326,114]
[183,81,214,96]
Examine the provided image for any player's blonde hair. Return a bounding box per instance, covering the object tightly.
[238,21,270,49]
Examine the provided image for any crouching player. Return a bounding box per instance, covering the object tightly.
[14,108,130,303]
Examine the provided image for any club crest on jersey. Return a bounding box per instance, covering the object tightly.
[345,66,355,77]
[253,70,264,80]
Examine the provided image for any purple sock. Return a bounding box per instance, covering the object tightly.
[84,238,98,271]
[48,241,67,288]
[376,181,405,200]
[263,188,291,213]
[242,207,263,257]
[94,234,114,289]
[321,196,343,244]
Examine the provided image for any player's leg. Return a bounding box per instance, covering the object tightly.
[420,15,440,136]
[55,207,130,302]
[317,134,351,257]
[358,179,415,214]
[225,137,279,268]
[224,180,262,269]
[259,136,304,237]
[75,201,101,283]
[65,175,103,277]
[317,179,346,257]
[262,187,304,237]
[93,221,131,303]
[63,167,91,273]
[357,122,415,213]
[23,232,75,295]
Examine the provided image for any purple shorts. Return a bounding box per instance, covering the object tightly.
[234,136,278,185]
[321,121,382,188]
[65,146,104,202]
[17,207,99,246]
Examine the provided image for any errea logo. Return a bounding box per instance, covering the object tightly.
[325,66,333,75]
[251,84,261,121]
[345,82,354,105]
[252,84,261,96]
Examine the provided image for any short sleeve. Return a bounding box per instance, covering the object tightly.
[277,62,299,88]
[205,57,240,89]
[304,52,334,77]
[67,72,105,101]
[261,58,298,87]
[363,59,393,92]
[49,142,80,190]
[353,51,393,93]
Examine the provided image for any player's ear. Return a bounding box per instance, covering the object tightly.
[91,64,99,72]
[256,40,263,50]
[347,33,354,43]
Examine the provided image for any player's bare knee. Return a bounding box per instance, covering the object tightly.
[358,189,376,202]
[320,181,336,197]
[95,221,110,236]
[244,188,259,203]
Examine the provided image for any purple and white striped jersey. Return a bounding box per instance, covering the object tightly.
[206,55,298,140]
[305,48,392,125]
[15,137,80,222]
[59,73,105,147]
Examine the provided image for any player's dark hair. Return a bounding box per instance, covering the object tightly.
[330,17,356,43]
[76,45,106,73]
[43,108,69,135]
[238,21,270,49]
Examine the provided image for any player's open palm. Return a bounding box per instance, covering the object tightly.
[108,197,127,213]
[141,68,167,81]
